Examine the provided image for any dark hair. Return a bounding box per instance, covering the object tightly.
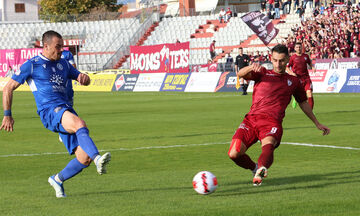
[295,42,302,46]
[271,44,289,56]
[42,30,62,45]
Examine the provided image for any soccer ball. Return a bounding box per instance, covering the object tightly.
[192,171,218,195]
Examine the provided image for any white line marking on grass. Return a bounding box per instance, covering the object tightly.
[282,142,360,150]
[1,141,359,158]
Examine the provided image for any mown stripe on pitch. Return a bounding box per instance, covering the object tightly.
[0,141,359,158]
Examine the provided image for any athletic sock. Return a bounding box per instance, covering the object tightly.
[76,127,99,160]
[240,84,244,91]
[58,158,89,182]
[258,144,275,169]
[244,84,249,92]
[93,155,101,165]
[231,154,256,170]
[308,97,314,109]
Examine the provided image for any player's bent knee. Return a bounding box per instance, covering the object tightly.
[74,119,87,131]
[76,154,92,166]
[228,139,246,159]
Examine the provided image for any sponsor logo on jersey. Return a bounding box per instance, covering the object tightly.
[239,123,249,130]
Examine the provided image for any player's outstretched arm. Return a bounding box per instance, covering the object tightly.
[1,79,21,132]
[77,73,90,86]
[298,101,330,136]
[237,63,262,80]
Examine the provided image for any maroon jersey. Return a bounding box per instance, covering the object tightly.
[288,53,311,79]
[247,68,307,122]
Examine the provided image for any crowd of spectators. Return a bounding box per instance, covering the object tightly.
[284,1,360,60]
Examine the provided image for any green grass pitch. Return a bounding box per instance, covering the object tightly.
[1,92,359,215]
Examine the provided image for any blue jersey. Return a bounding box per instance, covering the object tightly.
[61,50,75,65]
[12,53,80,112]
[61,50,75,106]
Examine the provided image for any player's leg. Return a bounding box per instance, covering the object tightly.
[244,80,249,95]
[253,119,283,186]
[61,110,111,174]
[49,135,89,198]
[252,136,277,186]
[228,139,256,172]
[258,136,277,169]
[306,89,314,109]
[240,78,248,95]
[228,121,258,173]
[304,80,314,109]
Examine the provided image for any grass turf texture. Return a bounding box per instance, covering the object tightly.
[1,92,359,216]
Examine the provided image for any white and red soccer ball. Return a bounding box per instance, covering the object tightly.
[192,171,218,195]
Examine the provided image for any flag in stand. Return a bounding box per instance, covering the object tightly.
[241,11,279,46]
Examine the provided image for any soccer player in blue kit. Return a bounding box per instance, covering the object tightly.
[0,31,111,198]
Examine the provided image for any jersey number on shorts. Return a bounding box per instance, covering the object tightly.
[270,127,278,134]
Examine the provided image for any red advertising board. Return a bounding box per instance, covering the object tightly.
[309,69,327,82]
[130,42,190,74]
[0,47,69,77]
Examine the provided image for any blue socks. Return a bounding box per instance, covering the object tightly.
[76,127,99,160]
[58,158,88,182]
[56,127,100,182]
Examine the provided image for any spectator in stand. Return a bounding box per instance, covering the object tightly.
[267,0,274,12]
[176,39,180,43]
[225,54,234,72]
[282,0,292,14]
[298,5,305,21]
[315,0,320,8]
[210,40,216,60]
[293,0,300,11]
[308,0,314,9]
[266,50,272,61]
[267,7,274,19]
[274,0,281,19]
[261,0,267,12]
[219,8,226,23]
[253,51,261,62]
[225,8,233,23]
[235,47,251,95]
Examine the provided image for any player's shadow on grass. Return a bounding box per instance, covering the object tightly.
[215,170,360,196]
[97,131,229,142]
[74,186,191,197]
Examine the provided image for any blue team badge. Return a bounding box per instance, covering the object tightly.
[57,63,63,71]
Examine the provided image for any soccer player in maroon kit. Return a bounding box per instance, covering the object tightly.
[287,42,315,109]
[228,44,330,186]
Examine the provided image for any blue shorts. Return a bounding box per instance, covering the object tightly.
[39,105,79,155]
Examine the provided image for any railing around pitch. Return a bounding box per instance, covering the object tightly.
[102,12,159,70]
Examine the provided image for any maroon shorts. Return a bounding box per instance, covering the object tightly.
[232,114,283,148]
[300,78,313,92]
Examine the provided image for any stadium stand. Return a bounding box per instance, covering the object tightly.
[0,18,141,71]
[3,1,358,73]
